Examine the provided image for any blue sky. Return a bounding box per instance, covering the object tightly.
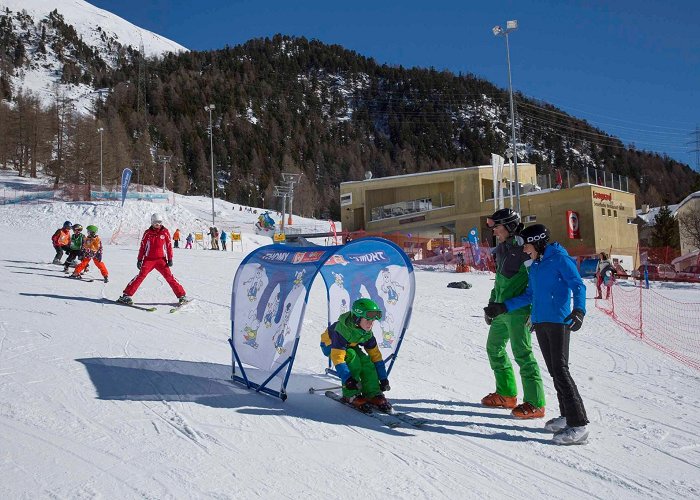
[88,0,699,169]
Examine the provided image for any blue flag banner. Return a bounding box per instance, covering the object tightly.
[229,238,415,400]
[467,226,481,264]
[120,168,132,207]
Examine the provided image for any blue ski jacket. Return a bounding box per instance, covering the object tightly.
[505,242,586,324]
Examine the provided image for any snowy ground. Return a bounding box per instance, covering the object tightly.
[0,172,699,498]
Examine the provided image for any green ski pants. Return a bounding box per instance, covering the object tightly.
[341,347,381,399]
[486,310,545,407]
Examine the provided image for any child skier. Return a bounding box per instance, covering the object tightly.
[51,221,72,264]
[71,225,109,282]
[185,233,193,249]
[117,213,187,305]
[63,224,85,270]
[320,298,391,411]
[173,228,181,248]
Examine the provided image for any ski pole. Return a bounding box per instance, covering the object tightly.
[308,385,342,394]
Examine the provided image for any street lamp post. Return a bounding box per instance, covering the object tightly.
[97,127,104,192]
[204,104,216,226]
[158,155,171,193]
[493,20,521,214]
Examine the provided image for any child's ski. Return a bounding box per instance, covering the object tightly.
[325,391,404,429]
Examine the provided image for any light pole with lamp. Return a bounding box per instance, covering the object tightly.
[493,20,521,214]
[97,127,104,192]
[158,155,171,193]
[204,104,216,226]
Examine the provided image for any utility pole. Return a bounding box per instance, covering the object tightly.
[688,125,700,172]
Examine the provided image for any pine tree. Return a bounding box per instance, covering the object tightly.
[651,206,680,249]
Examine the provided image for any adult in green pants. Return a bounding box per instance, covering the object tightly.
[482,208,546,419]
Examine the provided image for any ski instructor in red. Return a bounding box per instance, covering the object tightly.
[118,213,188,305]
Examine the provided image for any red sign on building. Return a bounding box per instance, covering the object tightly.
[567,210,580,239]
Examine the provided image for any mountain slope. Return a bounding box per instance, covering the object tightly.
[0,0,186,111]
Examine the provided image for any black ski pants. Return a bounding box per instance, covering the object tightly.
[535,322,589,427]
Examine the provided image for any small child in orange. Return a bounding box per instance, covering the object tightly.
[71,225,109,283]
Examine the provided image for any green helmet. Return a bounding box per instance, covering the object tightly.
[351,298,382,321]
[86,225,98,235]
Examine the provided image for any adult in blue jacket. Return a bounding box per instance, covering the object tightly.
[485,224,589,445]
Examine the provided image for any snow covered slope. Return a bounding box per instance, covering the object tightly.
[2,0,187,57]
[2,0,187,112]
[0,172,698,498]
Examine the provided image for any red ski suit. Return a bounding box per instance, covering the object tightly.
[123,226,186,298]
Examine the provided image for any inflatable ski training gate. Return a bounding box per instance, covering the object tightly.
[229,237,415,400]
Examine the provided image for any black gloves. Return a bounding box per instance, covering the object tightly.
[344,377,359,391]
[484,312,493,325]
[137,260,142,270]
[167,259,173,267]
[564,308,585,332]
[484,302,507,319]
[379,379,391,392]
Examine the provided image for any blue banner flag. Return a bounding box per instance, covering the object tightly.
[467,227,481,264]
[120,168,132,207]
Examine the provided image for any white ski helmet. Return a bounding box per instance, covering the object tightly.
[151,213,163,225]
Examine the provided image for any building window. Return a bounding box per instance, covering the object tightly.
[607,209,612,216]
[614,210,618,218]
[601,208,606,216]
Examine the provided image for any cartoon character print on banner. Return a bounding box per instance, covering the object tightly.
[378,312,396,348]
[232,247,335,375]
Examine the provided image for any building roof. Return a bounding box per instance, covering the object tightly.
[340,164,532,186]
[635,204,680,225]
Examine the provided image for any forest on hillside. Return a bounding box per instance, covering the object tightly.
[1,31,698,219]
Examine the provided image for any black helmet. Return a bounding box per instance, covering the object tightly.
[487,208,521,234]
[72,224,83,231]
[520,224,550,254]
[63,220,72,229]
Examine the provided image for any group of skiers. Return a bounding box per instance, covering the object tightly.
[326,208,590,445]
[50,207,589,444]
[170,227,233,251]
[51,221,109,282]
[51,213,188,306]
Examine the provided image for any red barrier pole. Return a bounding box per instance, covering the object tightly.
[638,279,643,339]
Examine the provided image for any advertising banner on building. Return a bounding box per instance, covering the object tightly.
[120,168,132,207]
[567,210,580,239]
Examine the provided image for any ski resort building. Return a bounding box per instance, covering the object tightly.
[340,163,639,268]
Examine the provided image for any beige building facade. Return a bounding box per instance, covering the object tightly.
[340,164,639,267]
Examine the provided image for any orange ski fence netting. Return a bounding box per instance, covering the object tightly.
[596,282,700,371]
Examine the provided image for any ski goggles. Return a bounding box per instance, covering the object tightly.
[357,309,383,321]
[486,218,499,228]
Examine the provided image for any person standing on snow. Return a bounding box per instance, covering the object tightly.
[117,213,187,305]
[70,225,109,282]
[63,224,85,270]
[185,233,193,249]
[481,208,546,419]
[220,229,227,251]
[320,298,392,411]
[485,224,589,445]
[594,252,614,299]
[51,221,72,264]
[173,228,181,248]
